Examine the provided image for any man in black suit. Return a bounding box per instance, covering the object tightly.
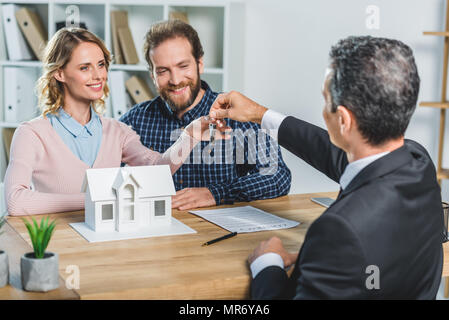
[209,36,444,299]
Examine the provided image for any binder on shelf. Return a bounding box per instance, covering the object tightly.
[169,11,189,24]
[109,71,133,119]
[2,127,16,163]
[110,11,128,65]
[117,27,139,64]
[1,4,34,61]
[15,7,48,61]
[125,76,153,104]
[3,67,39,123]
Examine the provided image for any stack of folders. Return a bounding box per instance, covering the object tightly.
[169,10,189,24]
[109,72,154,119]
[15,7,47,61]
[1,4,47,61]
[125,76,154,104]
[110,11,139,65]
[3,67,39,123]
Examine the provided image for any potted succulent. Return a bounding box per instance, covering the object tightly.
[21,216,58,292]
[0,213,8,287]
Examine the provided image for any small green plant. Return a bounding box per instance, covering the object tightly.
[22,216,56,259]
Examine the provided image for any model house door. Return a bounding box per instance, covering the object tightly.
[116,183,137,232]
[122,184,135,221]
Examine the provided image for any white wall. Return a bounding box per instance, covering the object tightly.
[240,0,449,200]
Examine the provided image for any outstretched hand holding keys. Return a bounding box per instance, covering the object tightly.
[209,91,269,126]
[208,91,298,269]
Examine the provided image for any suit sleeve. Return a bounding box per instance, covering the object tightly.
[251,266,293,299]
[292,213,369,299]
[251,212,369,299]
[278,116,348,183]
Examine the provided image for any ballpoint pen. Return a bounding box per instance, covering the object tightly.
[202,232,237,246]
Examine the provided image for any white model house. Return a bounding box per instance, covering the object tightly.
[80,165,175,233]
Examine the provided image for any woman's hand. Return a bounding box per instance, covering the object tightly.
[184,116,231,142]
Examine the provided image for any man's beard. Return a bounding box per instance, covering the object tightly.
[159,72,201,114]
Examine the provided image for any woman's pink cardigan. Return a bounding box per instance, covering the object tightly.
[4,116,199,216]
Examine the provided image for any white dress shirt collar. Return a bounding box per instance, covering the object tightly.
[339,151,390,190]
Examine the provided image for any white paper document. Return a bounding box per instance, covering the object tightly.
[189,206,300,233]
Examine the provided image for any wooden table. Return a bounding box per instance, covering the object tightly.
[1,192,448,299]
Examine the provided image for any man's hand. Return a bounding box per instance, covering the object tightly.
[184,116,231,141]
[209,91,268,125]
[248,236,298,268]
[172,187,216,210]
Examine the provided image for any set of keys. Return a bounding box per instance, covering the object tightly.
[209,122,216,145]
[204,116,216,145]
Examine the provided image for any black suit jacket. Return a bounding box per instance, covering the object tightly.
[251,116,444,299]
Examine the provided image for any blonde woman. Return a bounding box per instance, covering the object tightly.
[4,28,221,216]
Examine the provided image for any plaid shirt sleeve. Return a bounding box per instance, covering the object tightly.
[119,105,136,129]
[206,121,291,205]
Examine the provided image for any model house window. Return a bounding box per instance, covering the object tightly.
[154,200,165,216]
[123,183,135,199]
[102,204,113,221]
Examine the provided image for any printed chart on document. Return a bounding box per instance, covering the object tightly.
[189,206,300,233]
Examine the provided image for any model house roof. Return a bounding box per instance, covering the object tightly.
[81,165,176,202]
[112,169,142,191]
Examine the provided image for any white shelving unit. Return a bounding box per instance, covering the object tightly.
[0,0,245,179]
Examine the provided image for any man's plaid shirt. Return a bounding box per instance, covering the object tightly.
[120,81,291,204]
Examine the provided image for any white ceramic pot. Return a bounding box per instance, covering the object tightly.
[0,250,8,287]
[21,252,59,292]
